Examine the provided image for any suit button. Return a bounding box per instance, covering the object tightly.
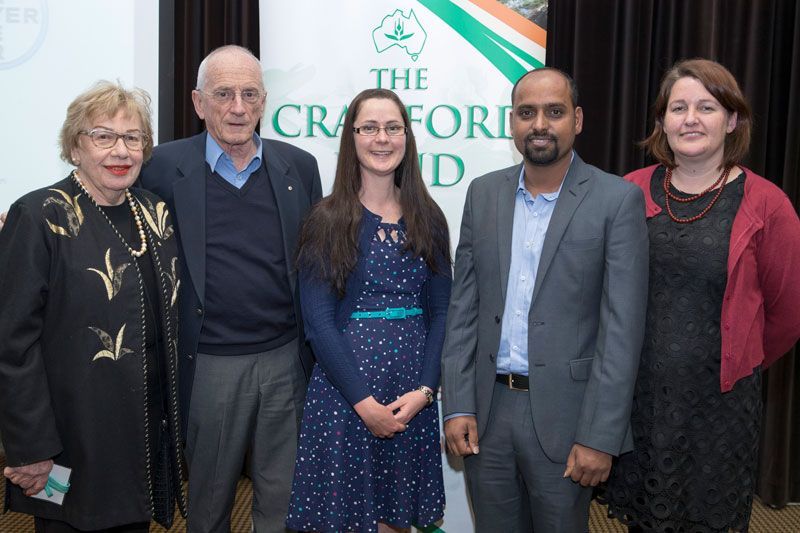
[489,353,495,362]
[494,315,501,324]
[196,307,203,316]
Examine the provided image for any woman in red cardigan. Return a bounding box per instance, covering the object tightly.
[606,59,800,532]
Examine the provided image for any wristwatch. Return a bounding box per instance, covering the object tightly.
[416,385,435,405]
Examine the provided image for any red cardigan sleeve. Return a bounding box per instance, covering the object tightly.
[757,193,800,366]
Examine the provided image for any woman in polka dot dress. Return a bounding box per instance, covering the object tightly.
[286,88,451,533]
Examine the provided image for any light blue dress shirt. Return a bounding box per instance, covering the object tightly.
[495,165,566,375]
[205,133,263,188]
[444,154,573,421]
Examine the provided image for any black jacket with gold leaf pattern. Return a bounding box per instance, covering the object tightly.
[0,176,187,529]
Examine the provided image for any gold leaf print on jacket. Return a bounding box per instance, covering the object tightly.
[168,257,180,307]
[137,196,174,241]
[89,324,134,361]
[87,249,130,300]
[43,189,85,237]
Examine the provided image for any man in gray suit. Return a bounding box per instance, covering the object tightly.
[441,68,648,531]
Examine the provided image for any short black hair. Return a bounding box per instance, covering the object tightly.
[511,67,579,108]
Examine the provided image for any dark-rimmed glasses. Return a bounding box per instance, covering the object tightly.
[353,125,407,136]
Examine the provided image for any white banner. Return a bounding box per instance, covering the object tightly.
[261,0,546,245]
[0,0,159,207]
[260,0,547,533]
[261,2,546,530]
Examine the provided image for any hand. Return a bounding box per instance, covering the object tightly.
[563,443,612,487]
[444,415,479,456]
[4,459,54,496]
[354,396,406,438]
[0,211,6,231]
[387,390,428,425]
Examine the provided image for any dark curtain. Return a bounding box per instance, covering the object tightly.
[547,0,800,507]
[158,0,260,143]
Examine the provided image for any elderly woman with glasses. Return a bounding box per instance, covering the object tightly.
[0,81,186,532]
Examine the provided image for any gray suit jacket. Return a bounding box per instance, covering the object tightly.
[441,154,648,462]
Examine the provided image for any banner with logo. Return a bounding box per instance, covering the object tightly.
[261,0,546,244]
[261,2,547,530]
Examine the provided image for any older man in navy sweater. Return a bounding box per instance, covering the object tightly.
[139,45,321,532]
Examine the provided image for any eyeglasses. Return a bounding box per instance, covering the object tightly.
[353,125,407,136]
[199,88,265,105]
[80,129,148,151]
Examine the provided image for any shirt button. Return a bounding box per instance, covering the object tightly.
[520,275,526,281]
[515,310,522,316]
[512,345,519,351]
[724,324,730,330]
[533,212,539,217]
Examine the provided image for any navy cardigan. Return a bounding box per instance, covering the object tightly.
[299,209,452,406]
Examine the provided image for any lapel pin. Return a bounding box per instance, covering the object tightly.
[288,185,293,191]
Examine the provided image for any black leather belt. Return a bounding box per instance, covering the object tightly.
[496,373,529,391]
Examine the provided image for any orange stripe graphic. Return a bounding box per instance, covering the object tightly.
[467,0,547,48]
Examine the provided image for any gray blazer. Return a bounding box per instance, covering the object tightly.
[441,154,649,462]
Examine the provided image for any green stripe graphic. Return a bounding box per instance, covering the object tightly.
[418,0,544,83]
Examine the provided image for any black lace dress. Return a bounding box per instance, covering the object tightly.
[606,167,762,533]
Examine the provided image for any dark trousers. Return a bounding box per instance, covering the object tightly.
[34,517,149,533]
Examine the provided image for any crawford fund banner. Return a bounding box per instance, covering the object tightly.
[261,2,546,530]
[261,0,547,246]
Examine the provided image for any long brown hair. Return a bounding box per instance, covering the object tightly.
[297,88,451,296]
[642,58,752,169]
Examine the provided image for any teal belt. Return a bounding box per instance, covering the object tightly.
[350,307,423,320]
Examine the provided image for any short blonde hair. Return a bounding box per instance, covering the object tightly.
[59,80,154,163]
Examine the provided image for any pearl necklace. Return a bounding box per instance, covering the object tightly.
[72,171,148,257]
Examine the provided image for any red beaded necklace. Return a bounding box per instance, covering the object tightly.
[662,165,732,224]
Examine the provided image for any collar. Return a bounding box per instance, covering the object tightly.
[516,151,574,201]
[204,133,263,173]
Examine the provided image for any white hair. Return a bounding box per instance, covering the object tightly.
[196,45,263,90]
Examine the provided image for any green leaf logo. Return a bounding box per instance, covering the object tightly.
[372,9,427,61]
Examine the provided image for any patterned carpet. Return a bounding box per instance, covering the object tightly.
[1,463,798,532]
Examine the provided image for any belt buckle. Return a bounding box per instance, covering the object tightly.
[384,307,406,320]
[508,374,525,391]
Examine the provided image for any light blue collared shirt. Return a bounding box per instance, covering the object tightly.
[444,154,573,421]
[496,154,572,375]
[205,133,263,189]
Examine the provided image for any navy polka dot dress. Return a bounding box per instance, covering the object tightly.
[286,217,445,532]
